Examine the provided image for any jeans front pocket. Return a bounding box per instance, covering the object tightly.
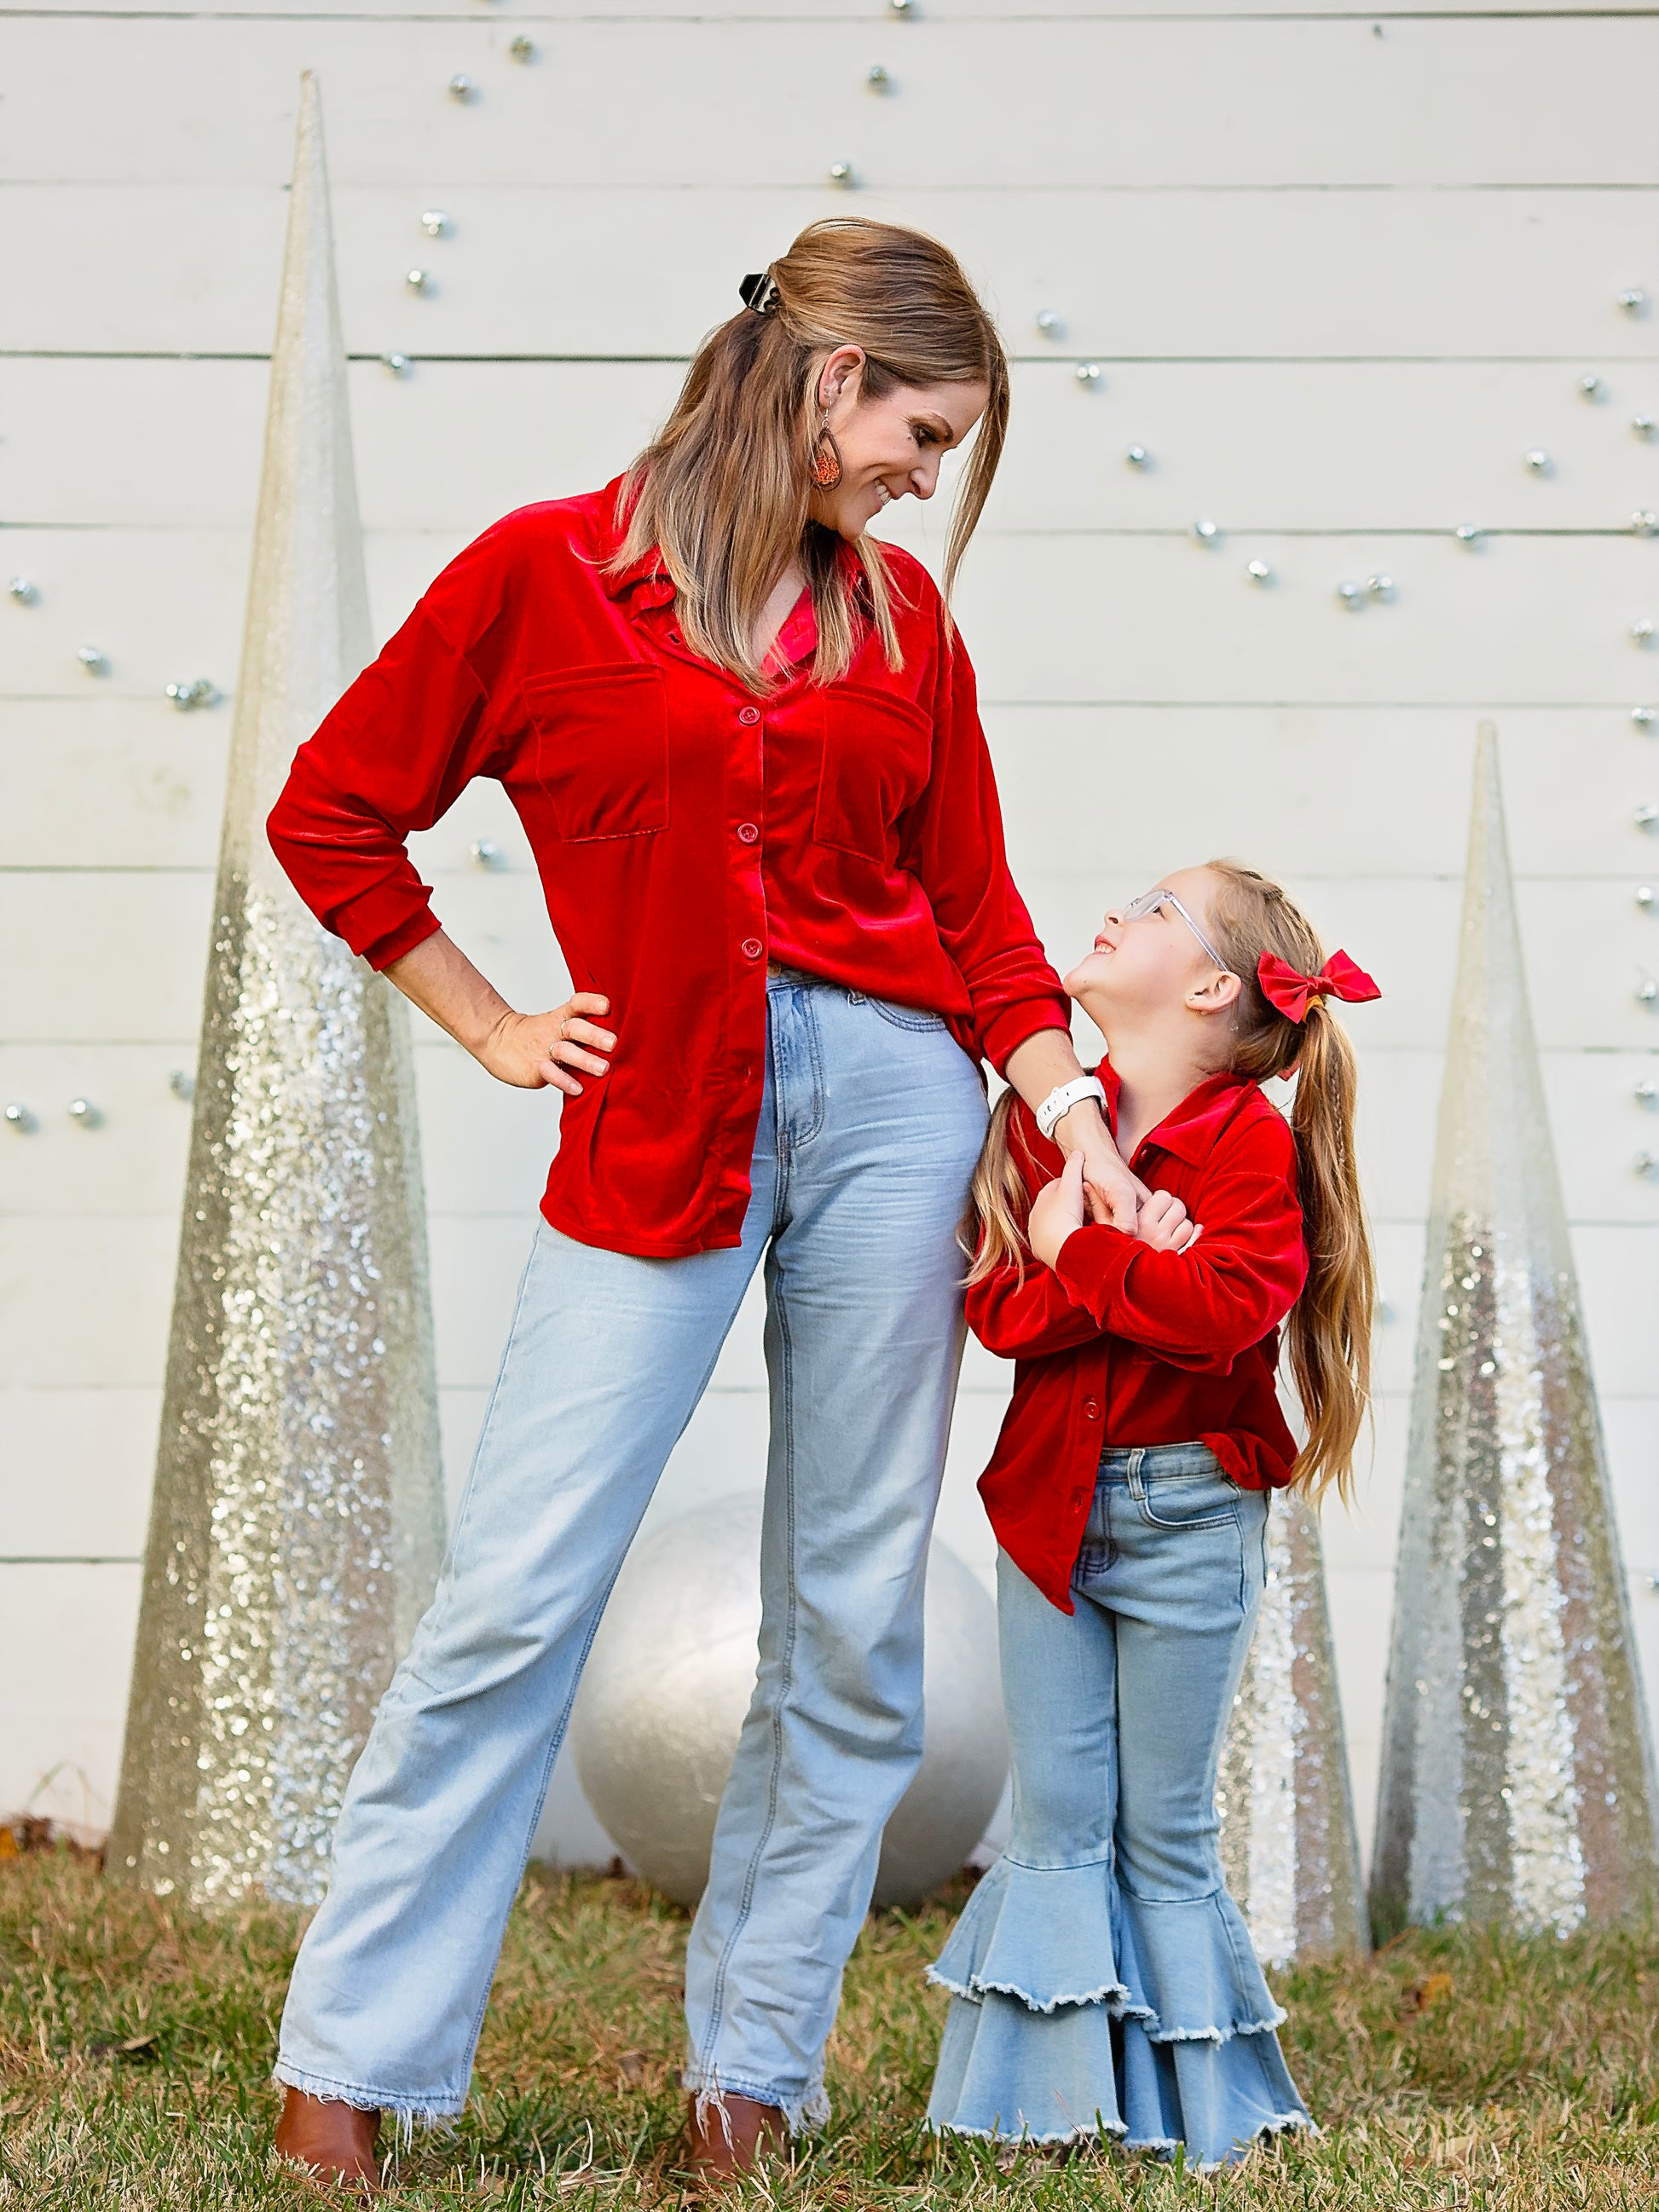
[865,996,948,1034]
[1132,1474,1240,1533]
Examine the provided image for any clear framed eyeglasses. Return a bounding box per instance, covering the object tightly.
[1119,888,1232,973]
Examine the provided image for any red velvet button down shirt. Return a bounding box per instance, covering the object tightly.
[968,1065,1309,1612]
[266,482,1068,1258]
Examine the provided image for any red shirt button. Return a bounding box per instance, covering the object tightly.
[737,823,760,845]
[741,937,764,961]
[1083,1398,1101,1419]
[737,705,760,726]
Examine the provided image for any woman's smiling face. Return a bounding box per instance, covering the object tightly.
[809,349,989,541]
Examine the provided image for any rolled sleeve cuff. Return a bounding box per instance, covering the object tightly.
[979,995,1073,1078]
[328,879,442,971]
[1054,1223,1137,1325]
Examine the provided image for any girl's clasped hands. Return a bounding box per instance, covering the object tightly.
[1026,1146,1200,1268]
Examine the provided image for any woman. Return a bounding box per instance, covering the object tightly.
[267,217,1164,2191]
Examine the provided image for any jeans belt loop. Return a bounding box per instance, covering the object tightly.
[1126,1447,1146,1499]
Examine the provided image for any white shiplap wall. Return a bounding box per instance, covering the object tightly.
[3,0,1658,1870]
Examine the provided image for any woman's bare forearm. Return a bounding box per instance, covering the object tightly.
[383,929,614,1095]
[384,929,517,1058]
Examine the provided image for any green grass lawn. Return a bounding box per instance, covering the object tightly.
[3,1847,1659,2209]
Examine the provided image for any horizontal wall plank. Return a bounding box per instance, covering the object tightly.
[7,525,1659,709]
[9,18,1659,191]
[5,184,1658,359]
[6,356,1658,536]
[0,1389,160,1557]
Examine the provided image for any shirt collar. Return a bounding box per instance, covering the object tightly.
[1095,1060,1263,1168]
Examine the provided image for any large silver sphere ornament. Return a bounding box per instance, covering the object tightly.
[569,1493,1009,1911]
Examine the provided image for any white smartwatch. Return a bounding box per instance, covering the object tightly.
[1034,1076,1107,1141]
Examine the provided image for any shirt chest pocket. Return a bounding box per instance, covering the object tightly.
[522,663,669,841]
[813,683,934,868]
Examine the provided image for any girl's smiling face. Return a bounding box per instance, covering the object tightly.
[1064,867,1234,1028]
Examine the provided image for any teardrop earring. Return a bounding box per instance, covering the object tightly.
[809,413,844,492]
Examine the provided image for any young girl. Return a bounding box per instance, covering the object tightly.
[926,858,1379,2169]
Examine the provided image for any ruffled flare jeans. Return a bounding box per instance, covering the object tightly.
[927,1443,1312,2167]
[275,967,987,2131]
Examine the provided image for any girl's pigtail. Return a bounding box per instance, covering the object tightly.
[1283,1003,1373,1503]
[961,1088,1034,1286]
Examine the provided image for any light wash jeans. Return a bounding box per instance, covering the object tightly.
[275,967,988,2128]
[928,1444,1311,2167]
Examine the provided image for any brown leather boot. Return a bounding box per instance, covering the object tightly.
[683,2090,789,2184]
[275,2086,384,2194]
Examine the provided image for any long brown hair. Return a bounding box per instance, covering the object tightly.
[610,218,1009,691]
[962,860,1374,1503]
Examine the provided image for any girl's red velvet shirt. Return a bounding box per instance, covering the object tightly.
[266,483,1069,1260]
[968,1066,1309,1613]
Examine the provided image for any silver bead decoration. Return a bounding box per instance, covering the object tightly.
[1456,523,1484,546]
[508,33,535,60]
[1124,444,1149,468]
[1367,574,1396,602]
[866,62,891,88]
[1636,1079,1659,1106]
[419,209,449,237]
[1634,619,1656,648]
[165,679,215,712]
[1633,512,1658,538]
[66,1098,101,1127]
[405,268,431,294]
[1246,559,1273,585]
[828,160,854,186]
[77,645,107,673]
[1579,374,1604,400]
[469,837,504,870]
[1191,516,1218,542]
[1618,288,1648,315]
[4,1103,35,1132]
[1635,707,1656,729]
[1337,580,1365,610]
[381,352,411,377]
[1638,886,1656,909]
[1636,416,1656,441]
[168,1070,196,1101]
[1635,804,1658,829]
[1636,1152,1657,1178]
[1034,308,1062,337]
[889,0,914,16]
[1640,978,1659,1007]
[1524,448,1552,475]
[8,576,38,604]
[107,74,444,1911]
[448,72,476,100]
[1074,361,1102,387]
[1372,723,1659,1940]
[1216,1489,1367,1967]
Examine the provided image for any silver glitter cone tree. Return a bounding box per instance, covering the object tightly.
[1370,724,1659,1940]
[1217,1489,1368,1967]
[109,73,445,1907]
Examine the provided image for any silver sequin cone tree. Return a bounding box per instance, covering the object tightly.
[1370,724,1658,1939]
[108,73,445,1907]
[1217,1489,1368,1966]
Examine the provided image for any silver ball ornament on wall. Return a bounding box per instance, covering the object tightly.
[1246,559,1273,585]
[1636,416,1656,441]
[4,1103,35,1132]
[1455,523,1484,546]
[469,838,504,870]
[1524,448,1552,475]
[1636,804,1658,830]
[1367,574,1396,601]
[448,72,477,100]
[420,210,449,237]
[406,269,431,294]
[508,34,535,60]
[1337,580,1364,610]
[1192,516,1218,542]
[569,1493,1009,1910]
[1580,374,1605,400]
[381,353,411,377]
[165,679,215,712]
[1637,886,1656,910]
[168,1070,195,1102]
[66,1098,101,1128]
[1124,444,1149,467]
[1074,361,1102,387]
[1635,707,1656,729]
[1034,308,1062,337]
[1634,620,1656,649]
[828,160,854,186]
[8,577,38,604]
[866,62,892,89]
[77,645,107,673]
[1618,289,1648,316]
[1633,512,1658,538]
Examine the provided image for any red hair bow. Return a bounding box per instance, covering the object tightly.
[1257,949,1381,1024]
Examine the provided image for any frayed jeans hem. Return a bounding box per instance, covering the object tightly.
[274,2059,465,2130]
[682,2065,830,2135]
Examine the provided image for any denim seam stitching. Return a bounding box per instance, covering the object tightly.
[697,1278,802,2067]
